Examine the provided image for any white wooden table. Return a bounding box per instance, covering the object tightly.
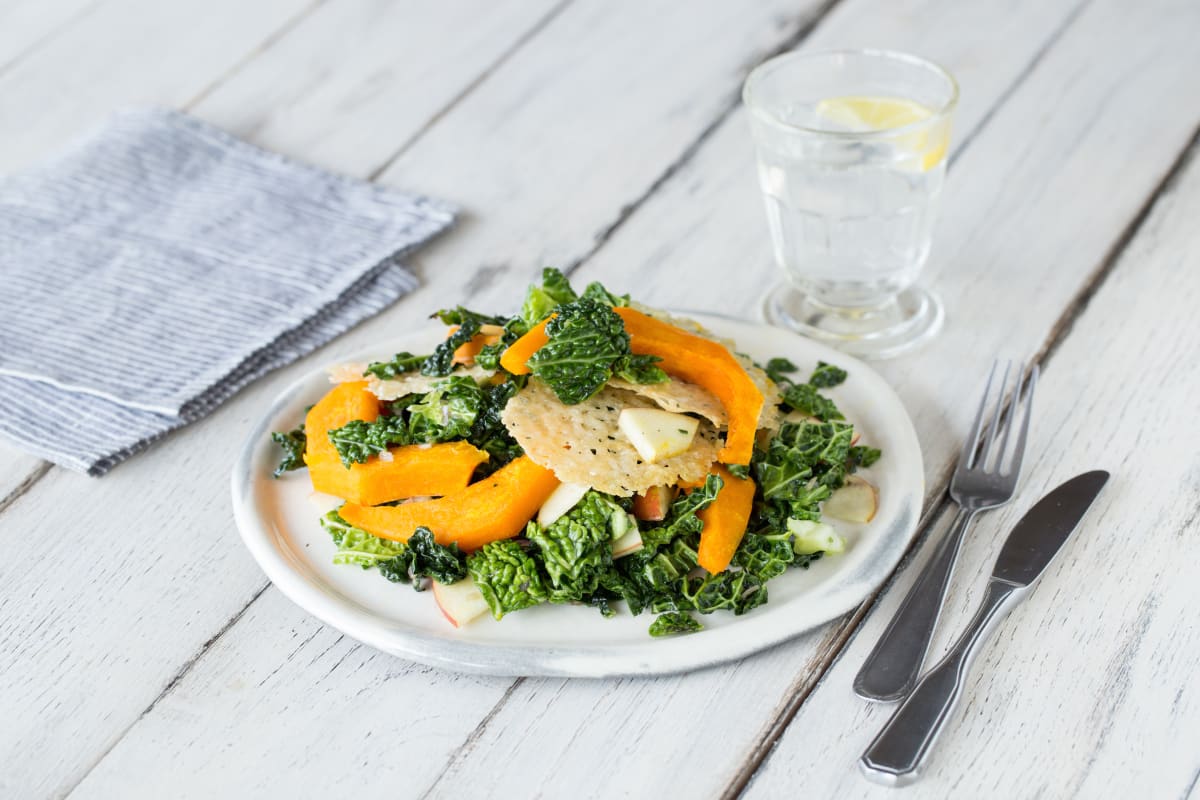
[2,1,1198,797]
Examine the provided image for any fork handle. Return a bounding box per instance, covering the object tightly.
[859,578,1023,785]
[854,505,979,702]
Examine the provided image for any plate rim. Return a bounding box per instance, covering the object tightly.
[231,314,923,677]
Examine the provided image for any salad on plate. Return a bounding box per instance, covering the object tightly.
[269,269,881,637]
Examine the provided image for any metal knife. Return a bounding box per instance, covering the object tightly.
[859,470,1110,786]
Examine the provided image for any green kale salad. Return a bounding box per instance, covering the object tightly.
[270,268,881,637]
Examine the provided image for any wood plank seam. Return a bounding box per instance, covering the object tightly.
[946,0,1093,171]
[562,0,843,275]
[60,582,272,798]
[0,0,105,79]
[718,493,957,800]
[0,461,52,516]
[367,0,577,182]
[724,116,1200,800]
[415,678,529,800]
[1036,122,1200,368]
[183,0,331,112]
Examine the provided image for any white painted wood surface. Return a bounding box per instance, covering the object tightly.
[0,0,1197,797]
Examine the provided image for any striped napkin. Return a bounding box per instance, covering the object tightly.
[0,108,454,475]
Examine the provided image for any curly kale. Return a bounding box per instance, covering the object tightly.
[648,612,703,637]
[754,419,855,527]
[322,510,408,568]
[407,376,483,443]
[431,306,507,328]
[467,540,549,619]
[364,352,427,380]
[639,473,723,551]
[526,299,632,404]
[321,513,465,590]
[847,445,882,470]
[467,379,524,472]
[270,423,306,477]
[327,415,412,467]
[422,319,482,377]
[809,360,848,388]
[781,383,844,421]
[327,377,491,466]
[732,532,796,582]
[580,280,631,307]
[526,491,625,602]
[520,267,578,328]
[763,357,799,385]
[613,353,669,385]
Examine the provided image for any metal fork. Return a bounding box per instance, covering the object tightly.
[853,361,1037,702]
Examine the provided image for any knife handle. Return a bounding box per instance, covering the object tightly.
[859,578,1023,786]
[854,505,979,702]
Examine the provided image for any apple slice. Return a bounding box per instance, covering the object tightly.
[432,578,491,628]
[537,481,590,526]
[823,475,879,523]
[612,517,644,558]
[632,485,675,521]
[618,408,699,463]
[787,519,846,555]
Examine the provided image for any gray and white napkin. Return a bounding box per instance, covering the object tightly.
[0,108,454,475]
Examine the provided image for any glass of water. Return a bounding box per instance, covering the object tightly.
[743,49,958,358]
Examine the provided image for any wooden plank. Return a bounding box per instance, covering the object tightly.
[69,590,516,800]
[743,132,1200,800]
[58,0,1112,798]
[0,0,98,72]
[0,0,315,174]
[0,0,834,795]
[190,0,568,176]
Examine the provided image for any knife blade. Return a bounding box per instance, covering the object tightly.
[860,470,1110,786]
[990,469,1110,586]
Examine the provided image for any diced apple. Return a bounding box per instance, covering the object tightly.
[787,519,846,555]
[612,516,644,558]
[432,578,491,628]
[822,475,879,523]
[632,485,675,521]
[537,481,590,526]
[617,408,699,463]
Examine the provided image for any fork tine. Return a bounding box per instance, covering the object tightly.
[976,361,1011,470]
[1004,363,1038,476]
[961,361,999,469]
[992,360,1026,473]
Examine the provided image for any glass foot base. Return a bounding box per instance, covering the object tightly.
[764,284,944,360]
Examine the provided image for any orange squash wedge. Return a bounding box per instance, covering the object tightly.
[498,318,550,375]
[303,382,488,505]
[695,465,757,574]
[339,455,561,550]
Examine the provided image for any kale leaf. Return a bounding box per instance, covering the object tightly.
[526,299,631,404]
[781,383,845,421]
[322,510,408,568]
[364,352,427,380]
[467,540,549,619]
[732,532,795,582]
[580,280,631,307]
[321,512,466,589]
[809,360,848,388]
[639,473,723,551]
[763,357,799,385]
[847,445,882,470]
[648,612,703,637]
[679,570,768,615]
[422,319,481,377]
[467,378,525,471]
[327,415,412,467]
[407,376,483,443]
[520,267,579,328]
[270,424,306,477]
[614,353,669,385]
[431,306,507,328]
[526,491,624,602]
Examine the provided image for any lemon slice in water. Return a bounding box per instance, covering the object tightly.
[815,95,948,171]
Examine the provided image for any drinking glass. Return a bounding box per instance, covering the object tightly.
[743,49,958,358]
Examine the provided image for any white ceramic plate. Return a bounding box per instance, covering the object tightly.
[232,315,923,677]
